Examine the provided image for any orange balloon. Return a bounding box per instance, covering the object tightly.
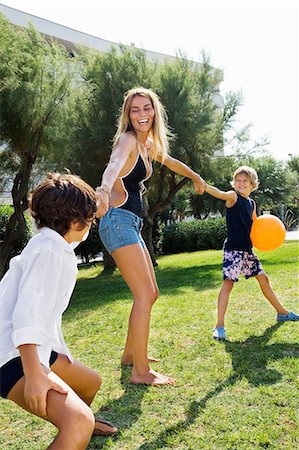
[250,214,286,251]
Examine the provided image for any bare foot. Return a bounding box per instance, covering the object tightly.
[121,356,160,366]
[131,369,176,386]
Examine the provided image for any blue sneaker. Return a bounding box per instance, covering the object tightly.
[213,327,226,340]
[277,311,299,322]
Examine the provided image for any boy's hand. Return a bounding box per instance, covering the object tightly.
[193,175,206,195]
[24,372,68,418]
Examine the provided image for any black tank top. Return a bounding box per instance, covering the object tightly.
[118,154,152,217]
[224,193,255,252]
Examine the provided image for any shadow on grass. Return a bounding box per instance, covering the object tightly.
[65,263,222,321]
[137,322,299,450]
[89,365,149,449]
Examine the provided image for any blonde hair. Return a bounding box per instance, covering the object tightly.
[112,87,171,161]
[231,166,259,191]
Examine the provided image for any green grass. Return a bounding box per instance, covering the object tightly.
[1,242,298,449]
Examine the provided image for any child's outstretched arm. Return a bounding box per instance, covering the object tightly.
[205,183,237,207]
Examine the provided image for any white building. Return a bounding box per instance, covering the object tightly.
[0,4,197,65]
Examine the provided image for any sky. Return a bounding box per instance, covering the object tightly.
[1,0,298,160]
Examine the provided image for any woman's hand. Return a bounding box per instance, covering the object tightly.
[95,189,110,218]
[193,175,206,195]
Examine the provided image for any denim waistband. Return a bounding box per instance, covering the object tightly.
[105,207,143,225]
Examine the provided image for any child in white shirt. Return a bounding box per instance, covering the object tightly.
[0,173,117,449]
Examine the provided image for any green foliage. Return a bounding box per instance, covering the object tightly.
[152,216,165,254]
[190,156,236,218]
[68,45,156,186]
[0,13,78,277]
[0,205,32,257]
[0,13,76,173]
[162,217,226,254]
[146,56,240,210]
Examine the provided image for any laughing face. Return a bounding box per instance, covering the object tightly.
[234,173,254,197]
[129,95,155,136]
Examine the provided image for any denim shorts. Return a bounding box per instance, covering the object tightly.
[99,207,145,254]
[223,249,265,282]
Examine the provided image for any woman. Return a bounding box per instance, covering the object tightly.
[96,87,205,385]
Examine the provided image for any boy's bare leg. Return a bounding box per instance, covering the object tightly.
[8,368,95,450]
[255,274,288,314]
[216,280,234,328]
[50,355,117,435]
[112,243,175,385]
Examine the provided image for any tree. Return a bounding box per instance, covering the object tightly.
[189,155,236,219]
[68,45,156,187]
[0,14,76,278]
[241,156,288,215]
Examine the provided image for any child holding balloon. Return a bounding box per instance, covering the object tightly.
[203,165,299,340]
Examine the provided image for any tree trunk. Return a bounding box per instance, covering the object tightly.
[0,160,33,279]
[101,245,116,274]
[142,175,190,265]
[0,144,38,280]
[142,214,157,266]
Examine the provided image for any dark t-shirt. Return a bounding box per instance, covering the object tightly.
[224,193,255,252]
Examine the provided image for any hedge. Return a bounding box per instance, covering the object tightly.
[162,217,227,254]
[0,205,32,258]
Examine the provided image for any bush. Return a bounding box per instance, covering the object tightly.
[162,217,227,254]
[0,205,32,258]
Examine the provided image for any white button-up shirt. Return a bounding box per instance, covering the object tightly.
[0,227,78,368]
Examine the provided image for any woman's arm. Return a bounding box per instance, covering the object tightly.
[156,154,206,194]
[96,133,135,217]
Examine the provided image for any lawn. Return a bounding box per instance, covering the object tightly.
[0,242,298,449]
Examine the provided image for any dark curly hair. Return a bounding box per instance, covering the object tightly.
[30,173,97,236]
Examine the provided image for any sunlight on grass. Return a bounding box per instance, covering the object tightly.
[1,242,298,449]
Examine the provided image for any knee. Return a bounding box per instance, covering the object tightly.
[135,288,159,308]
[223,280,234,292]
[151,287,159,305]
[86,371,102,400]
[91,371,102,394]
[257,274,270,286]
[148,286,159,306]
[63,407,95,444]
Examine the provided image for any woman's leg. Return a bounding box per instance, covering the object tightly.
[216,280,234,328]
[7,368,95,450]
[50,354,117,435]
[121,245,160,365]
[255,274,288,314]
[112,243,174,385]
